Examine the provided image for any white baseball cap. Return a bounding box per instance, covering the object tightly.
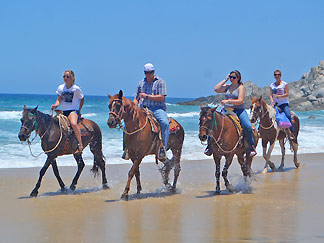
[144,63,155,72]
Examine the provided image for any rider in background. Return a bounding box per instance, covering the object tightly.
[204,70,256,157]
[270,69,294,134]
[51,70,84,153]
[131,63,169,160]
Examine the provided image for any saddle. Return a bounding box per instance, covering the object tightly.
[54,110,92,136]
[223,108,243,137]
[143,108,181,135]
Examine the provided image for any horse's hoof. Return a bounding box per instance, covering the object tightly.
[226,185,233,193]
[70,185,76,191]
[269,162,276,171]
[278,166,284,171]
[102,184,110,190]
[295,162,300,168]
[262,168,268,174]
[121,194,129,201]
[215,190,221,195]
[30,190,38,197]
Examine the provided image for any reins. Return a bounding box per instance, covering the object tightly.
[26,111,63,157]
[118,116,149,135]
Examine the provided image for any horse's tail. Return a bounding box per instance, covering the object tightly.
[88,121,106,178]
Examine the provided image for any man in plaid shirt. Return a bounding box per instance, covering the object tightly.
[123,63,169,160]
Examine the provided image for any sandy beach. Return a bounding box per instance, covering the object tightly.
[0,153,323,243]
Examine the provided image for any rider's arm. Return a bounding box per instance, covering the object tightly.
[269,87,275,104]
[51,95,61,110]
[78,97,84,113]
[146,94,165,102]
[224,85,245,105]
[214,75,230,93]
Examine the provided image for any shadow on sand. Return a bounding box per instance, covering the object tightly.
[254,166,298,175]
[18,186,107,199]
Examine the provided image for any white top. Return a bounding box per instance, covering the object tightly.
[270,81,289,105]
[56,84,84,111]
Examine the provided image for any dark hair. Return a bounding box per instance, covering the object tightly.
[230,70,242,84]
[273,69,282,75]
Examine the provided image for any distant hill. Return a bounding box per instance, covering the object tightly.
[178,61,324,111]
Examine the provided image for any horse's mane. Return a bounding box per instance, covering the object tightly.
[265,103,276,120]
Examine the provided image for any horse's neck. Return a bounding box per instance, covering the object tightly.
[212,112,224,133]
[123,103,146,131]
[36,111,55,138]
[260,103,273,125]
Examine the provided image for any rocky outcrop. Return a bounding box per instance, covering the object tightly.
[178,61,324,111]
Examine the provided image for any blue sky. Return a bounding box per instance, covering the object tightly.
[1,0,323,98]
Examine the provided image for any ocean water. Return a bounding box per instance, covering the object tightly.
[0,93,323,168]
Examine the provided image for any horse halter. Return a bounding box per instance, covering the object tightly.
[109,98,125,124]
[200,110,217,137]
[250,102,269,121]
[21,112,38,137]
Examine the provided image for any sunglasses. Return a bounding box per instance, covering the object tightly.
[229,76,237,79]
[63,75,70,78]
[144,71,154,74]
[274,73,281,76]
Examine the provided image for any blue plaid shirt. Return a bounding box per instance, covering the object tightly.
[134,76,167,111]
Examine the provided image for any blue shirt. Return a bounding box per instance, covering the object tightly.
[134,76,167,111]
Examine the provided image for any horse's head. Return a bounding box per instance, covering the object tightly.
[199,105,217,142]
[18,105,38,141]
[249,96,263,123]
[107,90,125,128]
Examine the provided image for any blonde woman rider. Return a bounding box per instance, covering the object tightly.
[51,70,84,153]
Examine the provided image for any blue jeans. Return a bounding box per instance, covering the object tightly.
[123,108,170,150]
[233,109,255,148]
[278,103,294,132]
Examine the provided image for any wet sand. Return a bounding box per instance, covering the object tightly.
[0,153,324,243]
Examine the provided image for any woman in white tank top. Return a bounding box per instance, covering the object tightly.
[269,69,294,132]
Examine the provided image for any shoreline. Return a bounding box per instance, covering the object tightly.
[1,153,323,242]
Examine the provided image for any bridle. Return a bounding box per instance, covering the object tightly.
[200,109,241,153]
[109,98,148,135]
[250,102,274,130]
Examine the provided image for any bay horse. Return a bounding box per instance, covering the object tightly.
[199,106,259,194]
[107,90,185,200]
[250,97,300,172]
[18,106,108,197]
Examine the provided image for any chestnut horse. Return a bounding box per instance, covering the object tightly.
[199,106,259,194]
[250,97,300,172]
[18,106,108,197]
[107,91,185,200]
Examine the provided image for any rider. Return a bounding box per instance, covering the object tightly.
[51,70,84,153]
[122,63,169,160]
[204,70,257,157]
[270,69,294,135]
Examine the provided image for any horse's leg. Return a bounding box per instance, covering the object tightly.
[121,160,140,200]
[30,155,54,197]
[238,153,250,179]
[213,153,221,194]
[278,139,285,171]
[70,153,85,190]
[51,159,66,191]
[267,141,276,171]
[172,148,182,192]
[135,168,142,194]
[89,136,108,189]
[223,154,234,193]
[262,139,268,173]
[292,141,300,168]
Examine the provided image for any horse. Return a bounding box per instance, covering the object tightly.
[18,106,108,197]
[249,97,300,172]
[198,106,259,194]
[107,90,185,200]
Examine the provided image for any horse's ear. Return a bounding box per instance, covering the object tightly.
[31,105,38,114]
[200,105,204,110]
[23,105,27,110]
[119,90,123,99]
[108,94,112,99]
[211,107,217,113]
[258,96,262,101]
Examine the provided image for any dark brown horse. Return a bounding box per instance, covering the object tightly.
[250,97,300,172]
[198,106,259,194]
[107,91,185,200]
[18,106,108,197]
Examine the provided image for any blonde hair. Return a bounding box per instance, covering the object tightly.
[64,70,75,84]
